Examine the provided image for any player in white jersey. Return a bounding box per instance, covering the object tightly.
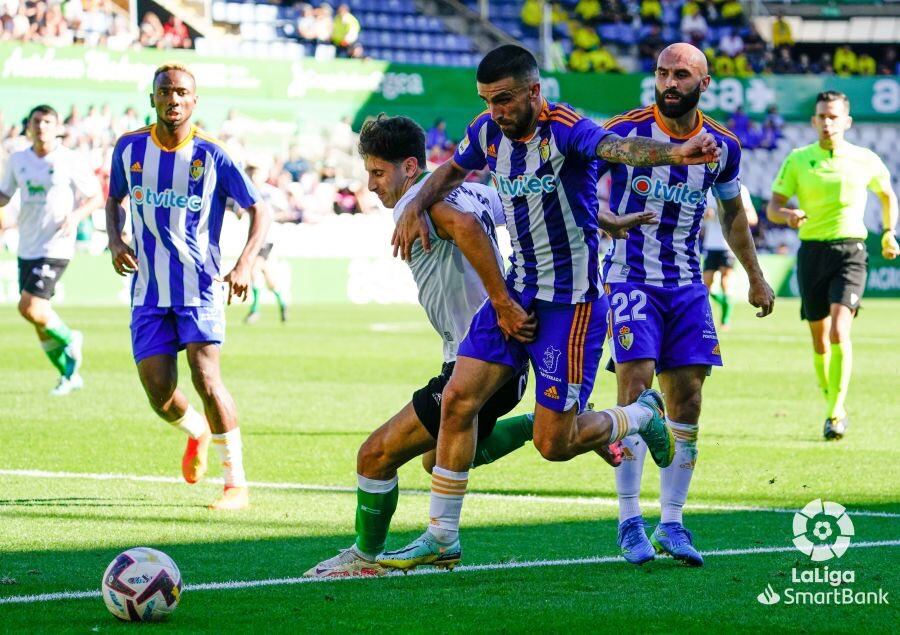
[600,44,774,566]
[305,115,546,577]
[105,64,271,510]
[702,185,758,329]
[0,105,102,395]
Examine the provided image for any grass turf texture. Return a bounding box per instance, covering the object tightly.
[1,300,897,632]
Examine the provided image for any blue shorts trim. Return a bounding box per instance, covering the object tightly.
[131,305,225,363]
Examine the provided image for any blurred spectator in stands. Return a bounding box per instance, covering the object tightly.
[347,42,366,59]
[521,0,541,29]
[164,15,191,49]
[727,106,751,143]
[719,0,743,27]
[681,2,708,45]
[114,106,141,137]
[819,52,835,75]
[592,43,622,73]
[758,118,780,151]
[314,3,333,43]
[795,53,815,74]
[879,46,898,75]
[139,11,165,47]
[82,0,112,46]
[640,0,663,26]
[764,104,783,131]
[331,4,360,56]
[297,3,317,41]
[856,52,876,76]
[569,46,592,73]
[638,23,664,72]
[833,45,857,76]
[425,118,448,153]
[772,46,796,74]
[572,22,600,51]
[10,4,30,40]
[771,11,793,49]
[742,23,766,72]
[61,0,82,33]
[575,0,602,24]
[660,0,680,30]
[718,27,743,58]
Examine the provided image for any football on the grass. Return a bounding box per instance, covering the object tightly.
[101,547,182,621]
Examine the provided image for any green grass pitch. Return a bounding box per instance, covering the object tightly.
[1,299,897,632]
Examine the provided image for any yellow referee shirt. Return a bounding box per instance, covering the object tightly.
[771,142,893,241]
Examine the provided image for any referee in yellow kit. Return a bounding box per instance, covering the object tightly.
[767,91,898,441]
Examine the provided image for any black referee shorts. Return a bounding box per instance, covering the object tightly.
[412,361,529,441]
[796,239,868,322]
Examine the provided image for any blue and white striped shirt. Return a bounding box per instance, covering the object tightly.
[600,106,742,287]
[453,100,613,305]
[109,125,259,307]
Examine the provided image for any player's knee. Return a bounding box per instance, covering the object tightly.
[670,394,702,424]
[357,437,386,474]
[533,433,571,462]
[421,450,436,474]
[440,383,479,430]
[17,297,38,322]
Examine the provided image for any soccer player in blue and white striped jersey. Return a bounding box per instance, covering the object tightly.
[600,44,774,567]
[105,63,271,511]
[382,45,720,570]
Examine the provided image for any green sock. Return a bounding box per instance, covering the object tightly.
[709,292,725,307]
[41,339,69,375]
[812,350,830,401]
[354,476,399,557]
[43,314,72,347]
[721,295,734,325]
[249,286,261,313]
[827,342,852,419]
[473,413,534,468]
[272,290,286,309]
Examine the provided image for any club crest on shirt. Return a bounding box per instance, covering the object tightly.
[190,159,205,180]
[618,325,633,350]
[539,137,551,163]
[706,160,719,173]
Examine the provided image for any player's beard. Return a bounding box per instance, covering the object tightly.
[655,85,702,119]
[500,103,536,140]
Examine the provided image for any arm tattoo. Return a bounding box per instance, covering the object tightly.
[596,136,677,167]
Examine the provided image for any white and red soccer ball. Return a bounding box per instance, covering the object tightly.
[101,548,182,622]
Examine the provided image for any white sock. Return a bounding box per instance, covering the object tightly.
[357,473,398,493]
[659,419,699,525]
[615,436,647,523]
[170,405,207,439]
[426,466,468,544]
[212,428,247,488]
[603,402,654,443]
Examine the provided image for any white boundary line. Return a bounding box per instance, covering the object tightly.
[1,540,898,606]
[1,468,899,519]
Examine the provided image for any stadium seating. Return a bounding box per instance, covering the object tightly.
[207,0,482,65]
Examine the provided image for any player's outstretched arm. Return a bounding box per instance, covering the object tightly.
[392,160,469,261]
[429,201,536,343]
[876,189,899,260]
[765,192,806,229]
[223,202,272,304]
[105,196,138,276]
[595,132,720,167]
[720,195,775,318]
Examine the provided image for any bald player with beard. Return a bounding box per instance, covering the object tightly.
[599,44,775,566]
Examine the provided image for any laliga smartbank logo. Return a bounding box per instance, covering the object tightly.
[755,499,889,607]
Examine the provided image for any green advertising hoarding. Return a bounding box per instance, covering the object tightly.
[0,42,896,146]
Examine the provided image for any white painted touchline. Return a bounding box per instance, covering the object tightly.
[1,540,898,605]
[1,468,898,519]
